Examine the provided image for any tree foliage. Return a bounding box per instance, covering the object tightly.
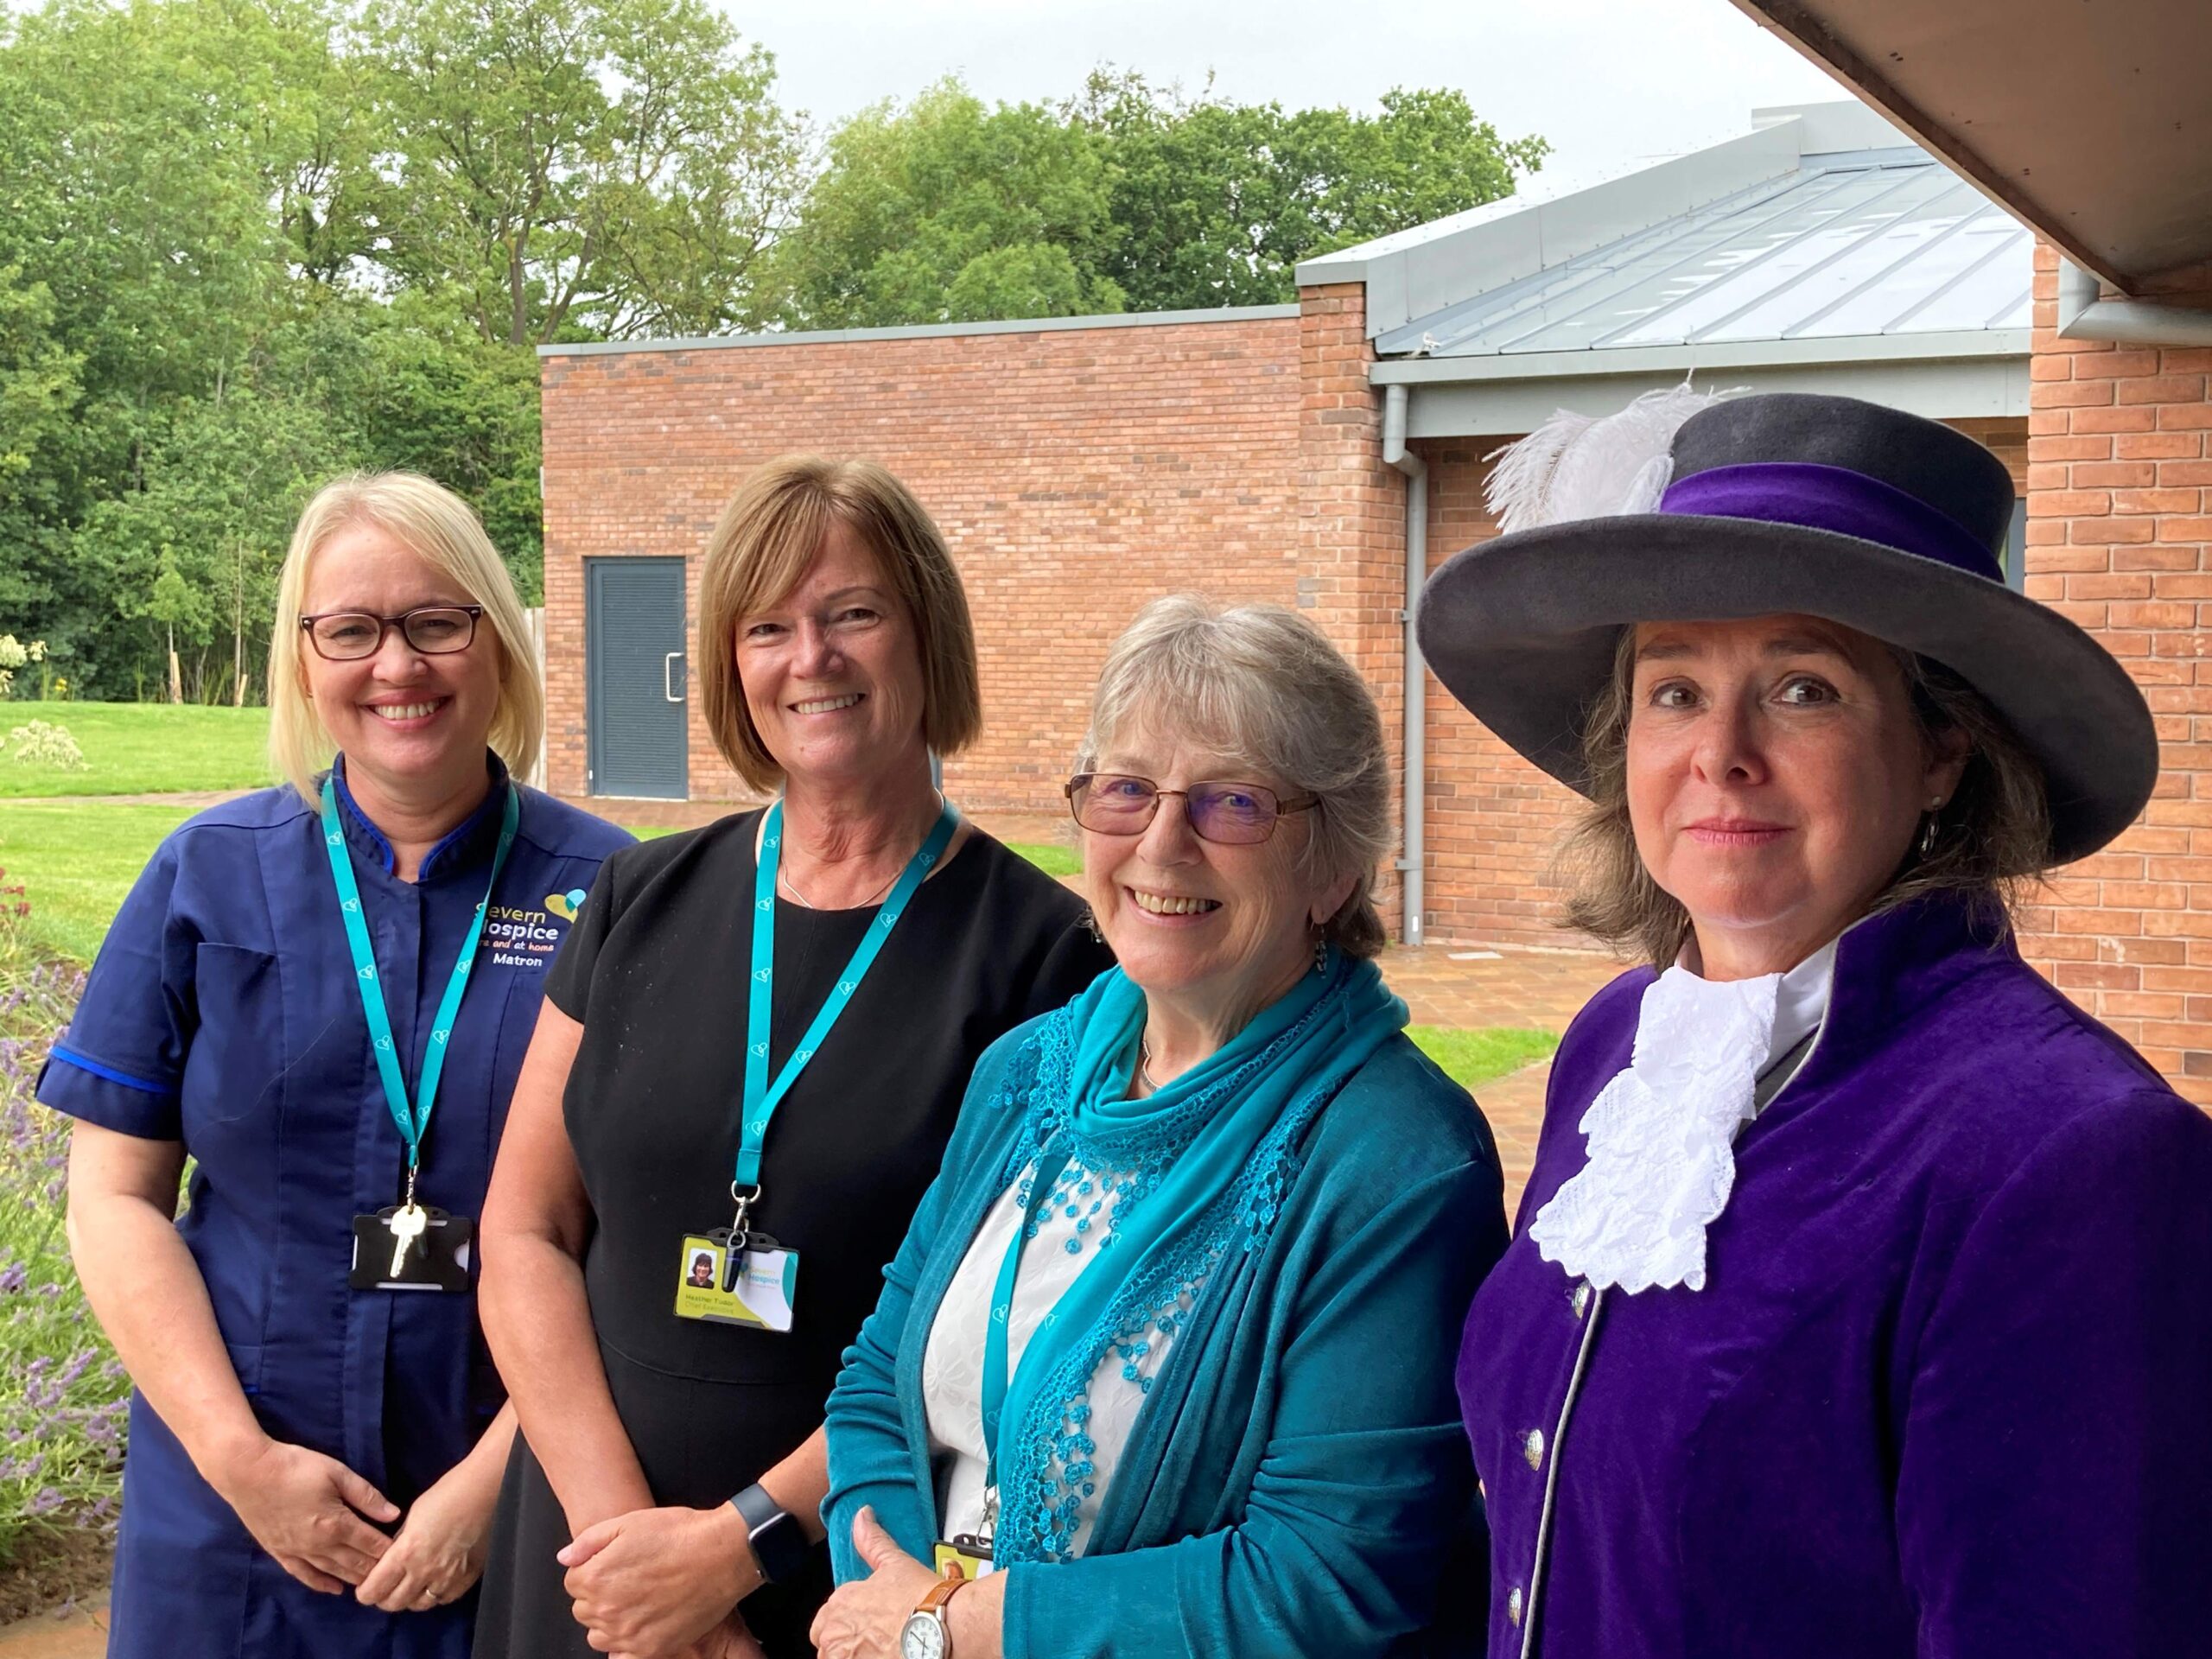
[373,0,804,345]
[0,0,803,701]
[0,3,1541,702]
[769,71,1548,327]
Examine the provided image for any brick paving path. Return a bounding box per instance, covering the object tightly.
[0,1602,103,1657]
[1376,943,1624,1220]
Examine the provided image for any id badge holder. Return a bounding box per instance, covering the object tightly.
[671,1228,800,1331]
[932,1535,996,1579]
[349,1206,474,1293]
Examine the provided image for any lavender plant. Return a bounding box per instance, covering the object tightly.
[0,878,128,1562]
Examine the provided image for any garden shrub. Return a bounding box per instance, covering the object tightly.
[0,882,127,1565]
[3,721,86,770]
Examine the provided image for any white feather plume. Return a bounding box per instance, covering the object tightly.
[1484,381,1742,534]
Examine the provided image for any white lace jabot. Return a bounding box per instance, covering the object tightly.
[1528,941,1835,1294]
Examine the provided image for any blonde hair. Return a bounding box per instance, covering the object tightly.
[1077,595,1394,958]
[269,473,543,803]
[1560,626,2052,965]
[697,457,981,791]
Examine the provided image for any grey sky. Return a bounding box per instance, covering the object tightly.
[719,0,1847,193]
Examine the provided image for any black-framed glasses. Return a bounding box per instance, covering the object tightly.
[1065,773,1319,845]
[299,606,483,661]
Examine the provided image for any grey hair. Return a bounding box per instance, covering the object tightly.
[1076,595,1394,957]
[1560,625,2053,966]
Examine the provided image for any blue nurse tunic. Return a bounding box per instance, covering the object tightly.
[37,756,630,1658]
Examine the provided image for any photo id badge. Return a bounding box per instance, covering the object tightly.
[932,1537,996,1579]
[671,1230,798,1332]
[349,1206,473,1293]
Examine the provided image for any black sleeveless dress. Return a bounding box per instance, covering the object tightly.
[471,813,1110,1657]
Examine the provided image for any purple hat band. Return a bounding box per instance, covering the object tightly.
[1657,461,2003,584]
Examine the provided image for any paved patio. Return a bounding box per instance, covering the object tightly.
[1377,942,1624,1216]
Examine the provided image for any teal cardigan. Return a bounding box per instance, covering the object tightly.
[823,1015,1510,1657]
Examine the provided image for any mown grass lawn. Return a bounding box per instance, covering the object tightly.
[0,702,274,798]
[1408,1024,1560,1090]
[0,804,196,965]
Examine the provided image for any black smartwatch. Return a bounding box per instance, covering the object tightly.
[730,1483,812,1586]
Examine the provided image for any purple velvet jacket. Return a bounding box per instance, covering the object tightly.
[1458,894,2212,1658]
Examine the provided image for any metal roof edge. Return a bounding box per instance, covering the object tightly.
[1367,328,2031,385]
[1294,121,1810,337]
[535,303,1302,358]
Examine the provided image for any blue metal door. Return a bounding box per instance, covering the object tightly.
[586,558,688,799]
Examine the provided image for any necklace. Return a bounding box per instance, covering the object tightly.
[779,862,898,910]
[1137,1034,1159,1094]
[774,791,948,911]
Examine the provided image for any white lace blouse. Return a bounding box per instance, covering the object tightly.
[1528,941,1836,1294]
[921,1160,1181,1557]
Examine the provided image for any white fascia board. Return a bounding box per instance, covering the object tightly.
[1294,121,1808,338]
[1402,354,2029,438]
[1370,328,2029,385]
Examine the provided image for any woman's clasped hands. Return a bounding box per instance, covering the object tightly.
[557,1503,768,1659]
[211,1434,401,1596]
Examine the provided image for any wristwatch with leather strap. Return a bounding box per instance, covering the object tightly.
[899,1567,970,1659]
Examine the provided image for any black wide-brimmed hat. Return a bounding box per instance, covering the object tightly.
[1417,389,2157,863]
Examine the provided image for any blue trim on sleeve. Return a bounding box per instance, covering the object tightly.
[47,1045,180,1098]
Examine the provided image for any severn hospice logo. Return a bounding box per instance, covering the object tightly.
[486,890,586,968]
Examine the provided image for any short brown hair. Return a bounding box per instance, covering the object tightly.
[1560,626,2054,965]
[696,458,982,791]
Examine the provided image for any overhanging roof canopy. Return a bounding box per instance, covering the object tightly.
[1731,0,2212,293]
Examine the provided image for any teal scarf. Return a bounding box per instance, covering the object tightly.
[989,946,1407,1560]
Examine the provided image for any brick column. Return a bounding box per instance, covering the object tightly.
[2018,241,2212,1104]
[1297,283,1413,938]
[538,353,591,801]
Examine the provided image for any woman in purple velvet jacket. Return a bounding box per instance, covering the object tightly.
[1418,389,2212,1658]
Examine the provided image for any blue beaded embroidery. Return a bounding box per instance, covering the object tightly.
[983,995,1339,1564]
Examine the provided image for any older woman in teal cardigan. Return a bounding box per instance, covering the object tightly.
[813,597,1509,1659]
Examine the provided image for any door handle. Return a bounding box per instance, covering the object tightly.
[664,652,685,702]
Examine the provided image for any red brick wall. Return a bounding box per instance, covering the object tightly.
[1296,284,1410,929]
[2019,241,2212,1103]
[1417,436,1586,948]
[540,314,1303,813]
[1412,418,2030,952]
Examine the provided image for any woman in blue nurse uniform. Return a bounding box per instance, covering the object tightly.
[41,473,631,1657]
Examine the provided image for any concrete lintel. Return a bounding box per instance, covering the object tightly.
[1369,329,2028,386]
[536,303,1302,359]
[1402,354,2029,438]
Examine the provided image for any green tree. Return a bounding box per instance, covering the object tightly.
[373,0,806,345]
[0,0,353,696]
[0,268,84,619]
[766,79,1125,329]
[73,379,354,702]
[1075,72,1548,311]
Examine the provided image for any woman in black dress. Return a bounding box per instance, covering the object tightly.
[473,459,1110,1659]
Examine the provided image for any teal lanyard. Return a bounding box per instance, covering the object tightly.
[321,776,518,1191]
[739,798,958,1208]
[980,1145,1071,1506]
